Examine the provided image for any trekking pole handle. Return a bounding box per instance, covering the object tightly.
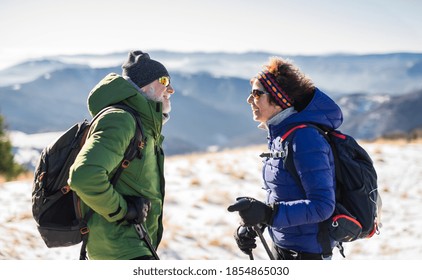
[252,225,276,260]
[134,224,145,238]
[134,223,160,260]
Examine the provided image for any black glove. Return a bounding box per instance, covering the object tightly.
[227,197,276,226]
[234,226,257,255]
[122,196,151,224]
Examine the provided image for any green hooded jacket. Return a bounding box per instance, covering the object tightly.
[68,73,165,259]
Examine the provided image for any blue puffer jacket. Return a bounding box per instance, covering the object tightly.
[264,88,343,254]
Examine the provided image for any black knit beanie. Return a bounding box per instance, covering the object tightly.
[121,50,169,88]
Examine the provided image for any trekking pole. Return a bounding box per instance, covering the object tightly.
[134,223,160,260]
[248,250,254,260]
[252,225,275,260]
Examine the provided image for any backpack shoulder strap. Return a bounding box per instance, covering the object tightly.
[104,103,145,186]
[79,104,145,260]
[281,124,316,188]
[281,123,330,182]
[281,123,337,258]
[91,103,145,144]
[280,124,309,142]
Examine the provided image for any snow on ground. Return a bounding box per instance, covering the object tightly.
[1,141,422,260]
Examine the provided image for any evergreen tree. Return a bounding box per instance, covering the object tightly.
[0,114,25,180]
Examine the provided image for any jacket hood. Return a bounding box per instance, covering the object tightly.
[269,88,343,136]
[87,73,164,135]
[87,73,140,116]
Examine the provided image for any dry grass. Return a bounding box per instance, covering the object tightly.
[167,144,267,160]
[379,243,402,256]
[190,178,201,186]
[400,192,409,199]
[365,138,422,145]
[167,139,419,166]
[199,190,232,206]
[207,238,233,251]
[0,171,33,184]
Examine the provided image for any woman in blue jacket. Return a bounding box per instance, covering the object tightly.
[228,57,343,260]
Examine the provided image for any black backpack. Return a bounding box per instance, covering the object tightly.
[263,123,381,257]
[32,103,144,259]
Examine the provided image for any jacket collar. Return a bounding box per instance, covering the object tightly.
[258,107,297,133]
[265,88,343,140]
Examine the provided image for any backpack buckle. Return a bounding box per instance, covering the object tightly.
[259,151,285,159]
[37,172,46,183]
[80,227,90,235]
[121,159,130,168]
[138,141,145,149]
[61,185,71,194]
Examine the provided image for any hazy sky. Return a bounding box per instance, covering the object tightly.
[0,0,421,69]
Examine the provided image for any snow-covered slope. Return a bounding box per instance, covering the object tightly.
[1,142,421,260]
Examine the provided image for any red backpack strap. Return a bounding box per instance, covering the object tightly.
[280,124,308,142]
[280,123,335,258]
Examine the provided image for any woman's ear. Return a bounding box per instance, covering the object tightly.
[272,103,282,111]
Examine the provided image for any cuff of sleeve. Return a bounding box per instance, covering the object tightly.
[268,203,279,226]
[107,199,127,222]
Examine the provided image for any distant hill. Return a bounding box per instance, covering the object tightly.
[338,90,422,139]
[2,51,422,93]
[1,51,422,154]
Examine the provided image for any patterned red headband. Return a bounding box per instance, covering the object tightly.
[257,71,293,109]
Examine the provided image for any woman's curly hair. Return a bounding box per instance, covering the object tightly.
[264,57,315,111]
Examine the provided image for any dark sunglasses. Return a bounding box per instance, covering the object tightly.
[250,89,267,99]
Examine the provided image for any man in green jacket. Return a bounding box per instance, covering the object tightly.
[68,50,174,259]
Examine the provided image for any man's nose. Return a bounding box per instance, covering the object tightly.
[167,85,175,94]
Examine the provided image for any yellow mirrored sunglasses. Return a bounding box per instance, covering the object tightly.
[158,76,171,87]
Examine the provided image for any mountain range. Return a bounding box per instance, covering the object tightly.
[1,51,422,155]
